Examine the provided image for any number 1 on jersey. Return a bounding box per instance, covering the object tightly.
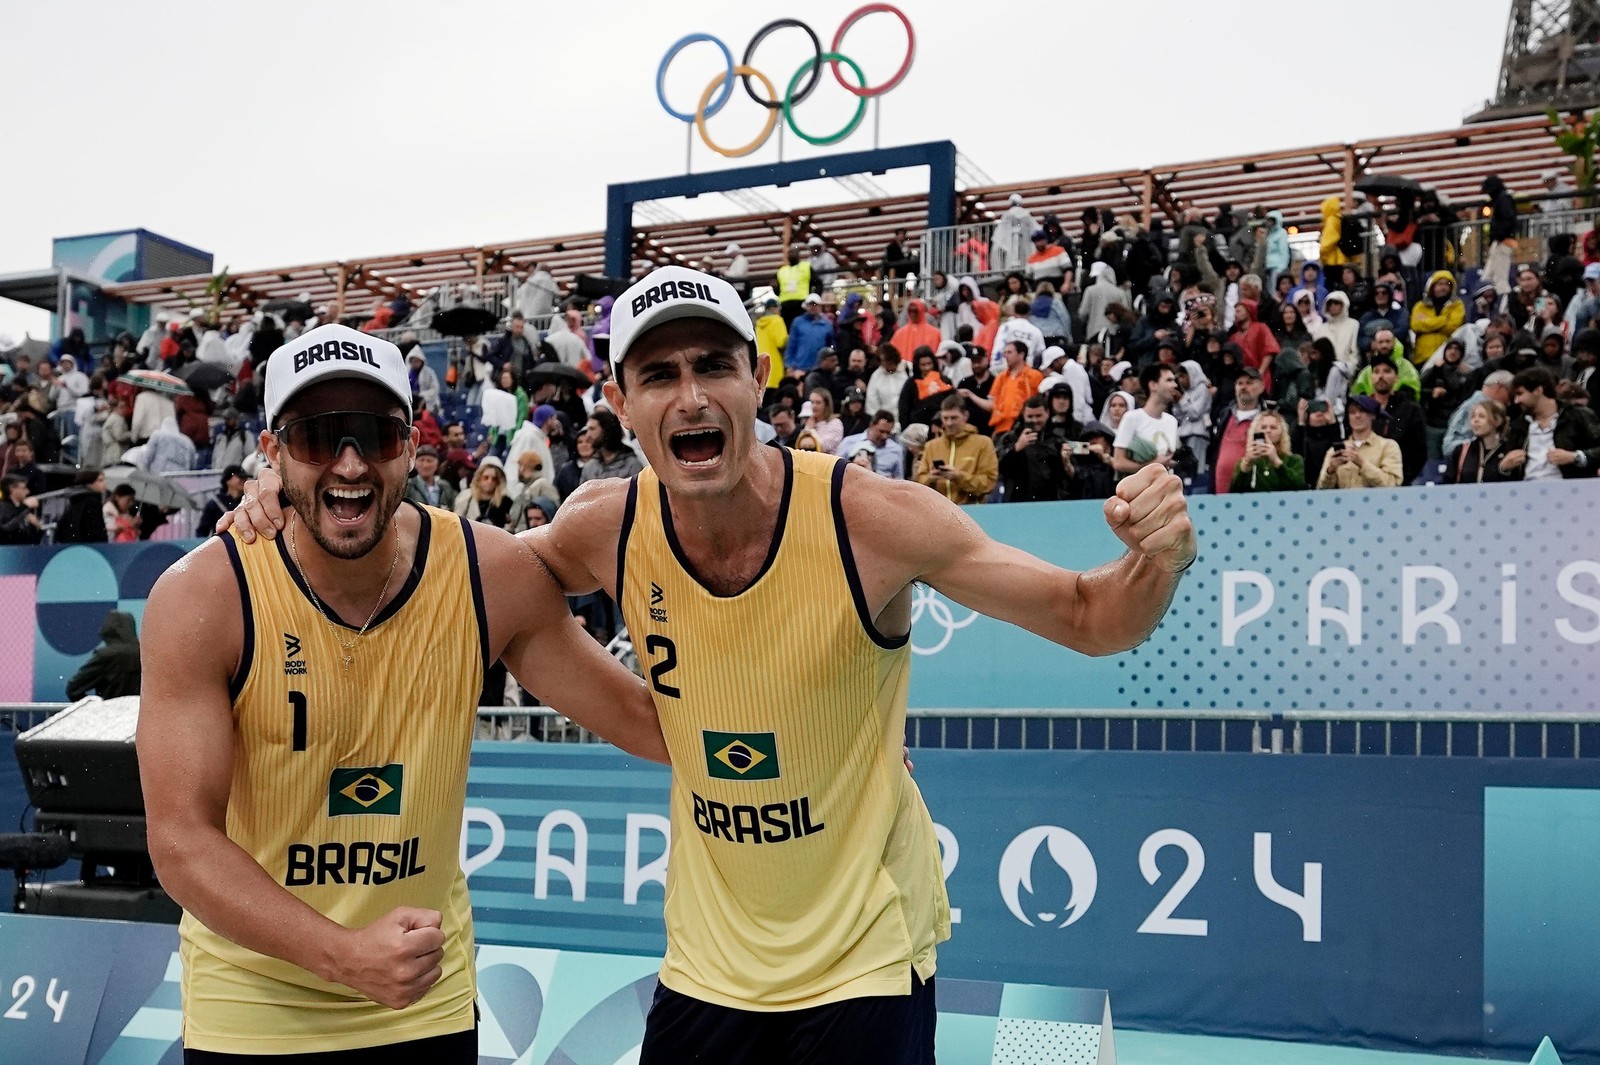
[288,691,307,751]
[645,635,681,699]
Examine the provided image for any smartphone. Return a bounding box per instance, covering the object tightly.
[1252,432,1266,443]
[932,460,947,469]
[1068,440,1091,455]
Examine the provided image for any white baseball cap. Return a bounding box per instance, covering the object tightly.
[609,265,754,372]
[264,323,412,427]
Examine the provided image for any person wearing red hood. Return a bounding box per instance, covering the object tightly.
[1230,299,1280,388]
[890,298,942,364]
[972,296,1001,358]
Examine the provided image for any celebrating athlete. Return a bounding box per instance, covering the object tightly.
[227,267,1194,1063]
[139,325,665,1062]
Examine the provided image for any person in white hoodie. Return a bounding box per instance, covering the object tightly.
[992,193,1038,276]
[927,272,959,339]
[1173,359,1214,476]
[866,347,912,425]
[516,263,559,319]
[545,309,590,369]
[1078,262,1130,339]
[723,243,750,294]
[1312,290,1361,375]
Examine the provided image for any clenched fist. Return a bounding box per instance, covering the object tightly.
[1103,464,1196,574]
[332,906,446,1010]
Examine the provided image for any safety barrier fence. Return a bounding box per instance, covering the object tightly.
[7,703,1595,758]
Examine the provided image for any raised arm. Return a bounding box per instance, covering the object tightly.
[474,520,667,763]
[856,464,1195,657]
[137,542,444,1009]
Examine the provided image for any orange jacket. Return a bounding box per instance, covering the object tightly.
[890,299,943,363]
[972,299,1001,358]
[988,365,1043,434]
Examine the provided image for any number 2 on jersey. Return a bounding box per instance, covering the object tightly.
[645,635,681,699]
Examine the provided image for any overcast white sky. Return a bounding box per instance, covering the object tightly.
[0,0,1511,340]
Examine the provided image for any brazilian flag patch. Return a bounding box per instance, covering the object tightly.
[328,764,404,816]
[702,731,779,780]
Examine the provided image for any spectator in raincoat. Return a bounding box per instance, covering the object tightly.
[992,193,1037,275]
[1028,283,1072,347]
[1318,195,1354,269]
[1410,271,1466,367]
[1264,210,1293,285]
[1230,299,1280,380]
[889,298,942,365]
[1313,291,1361,375]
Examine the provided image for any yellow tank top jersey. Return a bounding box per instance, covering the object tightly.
[618,448,951,1011]
[179,503,488,1053]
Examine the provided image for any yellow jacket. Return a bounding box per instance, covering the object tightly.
[1408,271,1466,365]
[755,312,788,387]
[1319,196,1352,267]
[914,423,998,504]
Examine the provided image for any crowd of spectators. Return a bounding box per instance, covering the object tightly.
[4,176,1599,557]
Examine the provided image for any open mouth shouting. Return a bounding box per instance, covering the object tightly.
[669,427,726,468]
[323,484,376,525]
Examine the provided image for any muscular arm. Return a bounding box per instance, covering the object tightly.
[850,464,1194,658]
[474,521,667,763]
[137,543,353,982]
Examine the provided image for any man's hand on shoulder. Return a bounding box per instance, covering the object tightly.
[1103,465,1196,574]
[218,467,286,543]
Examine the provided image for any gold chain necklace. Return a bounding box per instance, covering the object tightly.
[289,516,401,670]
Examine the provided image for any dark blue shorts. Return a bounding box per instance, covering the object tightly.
[639,972,936,1065]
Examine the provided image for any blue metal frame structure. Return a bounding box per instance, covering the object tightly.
[604,140,957,278]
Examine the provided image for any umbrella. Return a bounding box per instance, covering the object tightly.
[432,305,500,338]
[122,369,193,397]
[1354,174,1422,197]
[103,466,202,510]
[262,298,314,323]
[527,362,591,389]
[175,361,234,393]
[0,336,50,362]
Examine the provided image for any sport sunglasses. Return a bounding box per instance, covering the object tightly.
[273,411,410,465]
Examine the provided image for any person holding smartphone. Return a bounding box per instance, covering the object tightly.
[1228,409,1304,492]
[1316,396,1403,489]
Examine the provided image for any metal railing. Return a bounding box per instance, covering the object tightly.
[365,277,554,346]
[6,703,1595,758]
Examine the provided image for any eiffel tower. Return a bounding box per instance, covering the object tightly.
[1471,0,1600,120]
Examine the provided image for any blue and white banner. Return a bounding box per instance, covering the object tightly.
[908,481,1600,716]
[461,745,1600,1062]
[1,482,1595,715]
[0,914,1111,1065]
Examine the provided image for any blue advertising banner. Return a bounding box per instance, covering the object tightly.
[0,915,1110,1065]
[460,744,1600,1061]
[3,483,1596,714]
[905,480,1600,715]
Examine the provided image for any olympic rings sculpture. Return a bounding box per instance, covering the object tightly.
[655,4,915,159]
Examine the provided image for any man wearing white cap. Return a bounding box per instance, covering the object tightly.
[228,268,1198,1063]
[139,323,665,1061]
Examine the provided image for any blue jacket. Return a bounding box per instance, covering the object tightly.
[785,313,834,373]
[1265,211,1292,273]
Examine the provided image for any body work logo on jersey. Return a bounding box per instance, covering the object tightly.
[284,632,307,675]
[703,731,779,780]
[650,581,667,624]
[328,764,404,816]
